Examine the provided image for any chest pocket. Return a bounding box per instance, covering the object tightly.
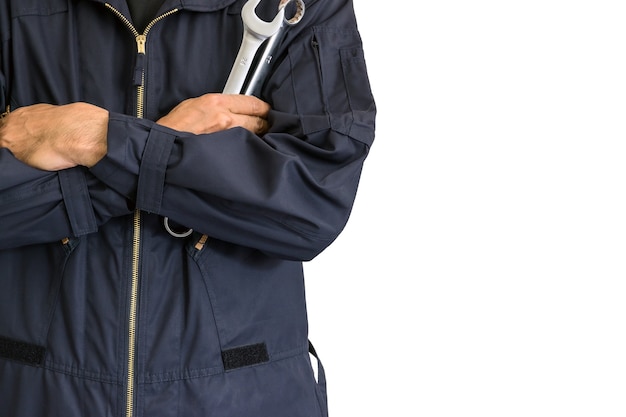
[7,0,83,107]
[10,0,67,17]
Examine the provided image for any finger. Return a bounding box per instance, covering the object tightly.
[230,114,269,135]
[223,94,271,117]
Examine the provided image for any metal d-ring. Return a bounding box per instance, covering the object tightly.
[163,217,193,238]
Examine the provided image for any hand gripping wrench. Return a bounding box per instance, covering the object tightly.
[164,0,305,238]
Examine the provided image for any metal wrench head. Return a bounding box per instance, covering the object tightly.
[279,0,306,25]
[241,0,286,40]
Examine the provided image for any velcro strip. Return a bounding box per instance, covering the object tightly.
[222,343,269,370]
[0,336,46,366]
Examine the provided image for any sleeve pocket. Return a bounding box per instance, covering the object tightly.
[340,46,376,146]
[289,28,375,144]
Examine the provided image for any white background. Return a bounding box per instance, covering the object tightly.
[305,1,626,416]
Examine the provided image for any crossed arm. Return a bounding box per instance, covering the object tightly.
[0,93,270,171]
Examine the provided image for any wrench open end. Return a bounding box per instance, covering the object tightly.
[241,0,286,39]
[223,0,306,95]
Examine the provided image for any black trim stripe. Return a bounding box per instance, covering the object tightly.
[0,336,46,366]
[222,342,269,370]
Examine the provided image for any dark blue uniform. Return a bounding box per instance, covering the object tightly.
[0,0,376,415]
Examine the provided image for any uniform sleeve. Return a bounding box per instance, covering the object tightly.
[90,0,376,261]
[0,1,141,250]
[0,145,140,249]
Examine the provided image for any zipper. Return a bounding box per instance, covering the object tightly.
[311,36,323,82]
[104,4,178,118]
[195,234,210,251]
[127,209,141,417]
[103,5,179,417]
[0,105,9,118]
[310,35,329,113]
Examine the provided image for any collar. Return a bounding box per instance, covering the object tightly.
[87,0,240,13]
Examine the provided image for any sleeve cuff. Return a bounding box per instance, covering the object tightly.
[58,168,98,236]
[136,126,176,213]
[90,113,152,201]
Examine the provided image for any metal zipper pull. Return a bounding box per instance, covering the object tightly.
[136,34,146,54]
[133,35,147,86]
[195,234,209,251]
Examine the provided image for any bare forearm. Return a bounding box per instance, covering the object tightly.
[0,93,270,173]
[0,102,108,171]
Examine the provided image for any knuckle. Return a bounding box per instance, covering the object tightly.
[218,113,234,130]
[205,93,224,107]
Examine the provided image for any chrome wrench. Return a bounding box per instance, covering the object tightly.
[222,0,286,94]
[241,0,305,96]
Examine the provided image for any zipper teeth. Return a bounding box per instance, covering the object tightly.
[103,5,178,417]
[105,4,179,37]
[104,4,140,37]
[104,7,142,417]
[137,75,145,119]
[105,4,179,119]
[127,211,141,417]
[134,11,181,119]
[106,6,142,417]
[145,9,179,34]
